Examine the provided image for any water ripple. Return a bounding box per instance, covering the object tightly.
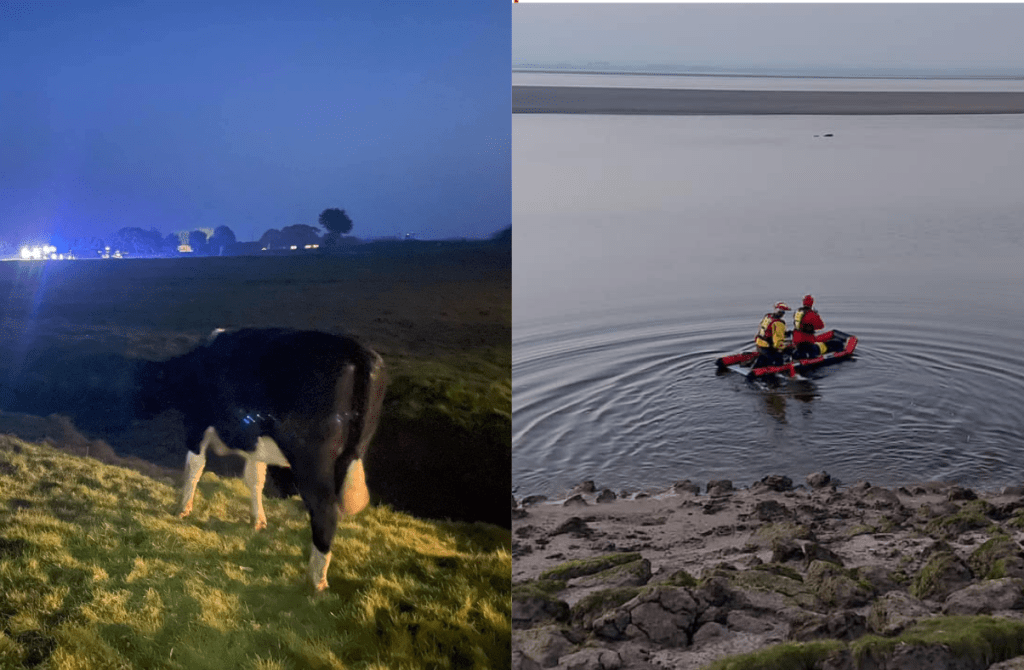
[513,302,1024,497]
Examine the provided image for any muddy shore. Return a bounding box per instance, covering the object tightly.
[513,474,1024,669]
[512,86,1024,115]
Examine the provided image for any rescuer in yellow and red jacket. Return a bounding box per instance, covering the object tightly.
[754,302,790,367]
[792,294,827,360]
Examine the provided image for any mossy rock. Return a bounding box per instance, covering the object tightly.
[752,522,813,547]
[752,563,804,582]
[845,524,876,538]
[661,569,697,588]
[925,500,995,539]
[968,536,1024,580]
[569,558,651,589]
[805,560,874,610]
[724,566,817,610]
[539,552,642,582]
[852,615,1024,668]
[569,587,645,628]
[512,578,568,600]
[910,552,973,601]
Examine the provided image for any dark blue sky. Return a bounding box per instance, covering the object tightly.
[1,1,510,244]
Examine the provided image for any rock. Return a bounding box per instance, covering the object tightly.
[593,609,632,641]
[522,495,549,506]
[563,495,588,508]
[629,602,690,646]
[1001,485,1024,497]
[514,508,529,520]
[513,626,577,668]
[550,517,592,538]
[595,489,617,503]
[849,480,871,493]
[513,593,570,628]
[707,480,734,496]
[691,621,730,647]
[967,535,1024,579]
[754,499,790,522]
[947,486,977,501]
[557,647,622,670]
[725,610,778,634]
[755,475,793,492]
[622,586,699,647]
[791,610,866,642]
[673,480,701,496]
[803,542,845,567]
[513,495,519,508]
[911,551,974,601]
[857,564,902,595]
[571,559,652,590]
[771,537,804,564]
[512,649,542,670]
[806,471,832,489]
[867,591,932,636]
[571,481,597,495]
[943,577,1024,615]
[703,498,729,515]
[990,656,1024,669]
[862,486,901,508]
[806,560,873,609]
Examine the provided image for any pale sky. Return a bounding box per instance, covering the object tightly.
[513,4,1024,74]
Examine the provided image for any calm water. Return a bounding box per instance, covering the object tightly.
[513,109,1024,497]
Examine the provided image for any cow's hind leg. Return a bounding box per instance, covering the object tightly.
[298,480,339,592]
[243,458,268,530]
[179,450,207,518]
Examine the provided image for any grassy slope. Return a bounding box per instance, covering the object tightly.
[0,436,510,670]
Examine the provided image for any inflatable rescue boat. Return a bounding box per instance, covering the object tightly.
[715,329,858,379]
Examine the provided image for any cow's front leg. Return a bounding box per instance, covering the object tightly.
[243,459,268,530]
[179,450,207,518]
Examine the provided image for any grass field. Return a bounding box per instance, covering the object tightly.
[0,242,511,668]
[0,436,510,669]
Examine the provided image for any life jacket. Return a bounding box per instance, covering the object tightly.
[795,306,817,334]
[755,313,784,350]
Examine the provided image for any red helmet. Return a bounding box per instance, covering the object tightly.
[773,302,790,312]
[803,294,814,307]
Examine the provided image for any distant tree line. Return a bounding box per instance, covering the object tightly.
[11,208,359,259]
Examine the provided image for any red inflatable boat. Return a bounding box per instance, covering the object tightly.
[715,329,858,379]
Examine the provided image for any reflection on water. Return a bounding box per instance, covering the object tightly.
[513,110,1024,496]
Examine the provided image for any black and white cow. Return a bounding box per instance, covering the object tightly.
[138,328,387,591]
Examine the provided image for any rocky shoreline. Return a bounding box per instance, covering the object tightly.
[512,474,1024,670]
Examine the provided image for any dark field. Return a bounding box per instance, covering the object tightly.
[512,85,1024,115]
[0,241,511,527]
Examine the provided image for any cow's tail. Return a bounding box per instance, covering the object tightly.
[334,350,387,515]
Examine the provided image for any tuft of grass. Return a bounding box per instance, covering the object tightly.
[0,435,509,670]
[703,616,1024,670]
[701,639,844,670]
[852,615,1024,667]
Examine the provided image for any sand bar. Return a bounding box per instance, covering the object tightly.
[512,85,1024,115]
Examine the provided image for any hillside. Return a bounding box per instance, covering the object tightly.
[0,435,510,670]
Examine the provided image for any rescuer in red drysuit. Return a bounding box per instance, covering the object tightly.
[753,302,790,367]
[792,294,826,360]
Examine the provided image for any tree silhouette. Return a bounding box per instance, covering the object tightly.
[188,230,210,254]
[208,225,237,254]
[279,224,321,247]
[318,208,353,235]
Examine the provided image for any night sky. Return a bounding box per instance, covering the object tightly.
[1,2,510,247]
